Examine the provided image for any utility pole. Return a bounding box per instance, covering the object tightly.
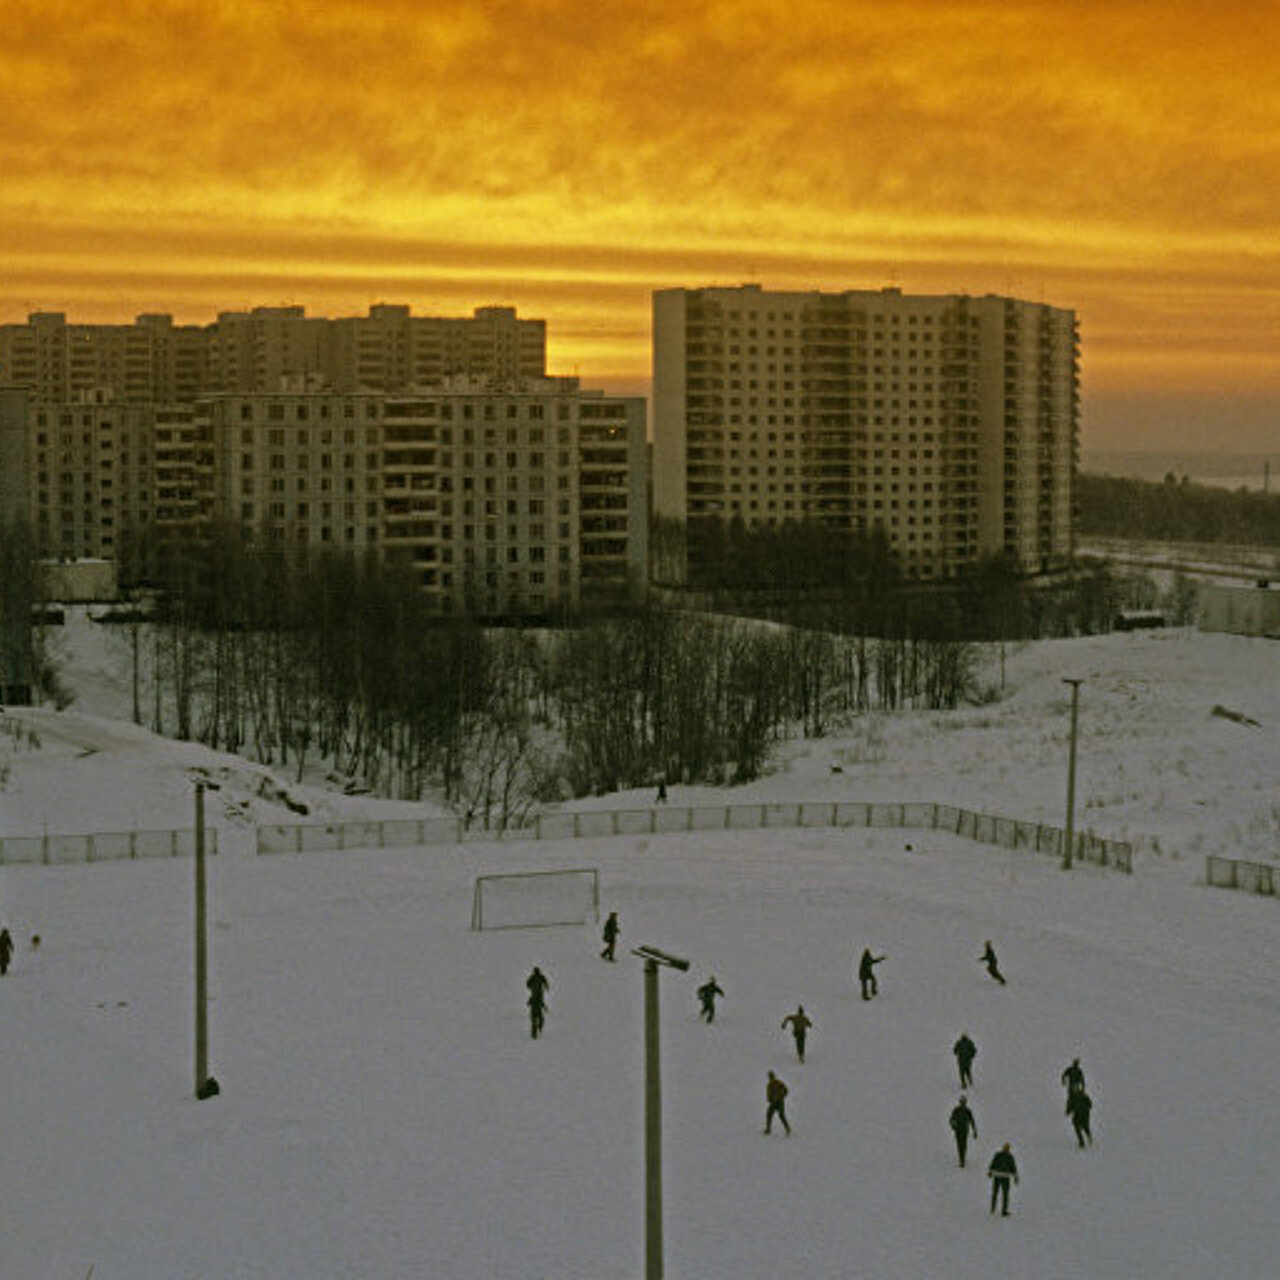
[1062,678,1082,870]
[632,945,690,1280]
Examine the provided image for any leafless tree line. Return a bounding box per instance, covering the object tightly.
[105,527,994,822]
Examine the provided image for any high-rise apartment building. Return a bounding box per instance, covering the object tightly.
[0,304,546,402]
[653,284,1078,582]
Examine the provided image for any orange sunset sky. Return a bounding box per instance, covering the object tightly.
[3,0,1277,453]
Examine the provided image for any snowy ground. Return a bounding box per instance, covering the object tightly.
[1,614,1279,1278]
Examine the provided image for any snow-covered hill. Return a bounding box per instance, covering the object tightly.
[0,617,1278,1277]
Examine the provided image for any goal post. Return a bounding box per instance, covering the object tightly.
[470,867,601,931]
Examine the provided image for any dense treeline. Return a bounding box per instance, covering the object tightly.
[0,518,65,706]
[1077,472,1280,545]
[652,514,898,593]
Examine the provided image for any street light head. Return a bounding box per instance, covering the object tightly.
[632,944,690,972]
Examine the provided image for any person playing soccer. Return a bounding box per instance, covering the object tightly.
[764,1070,791,1135]
[858,948,885,1000]
[526,966,549,1039]
[950,1095,978,1167]
[987,1143,1019,1215]
[600,911,620,962]
[697,976,725,1022]
[781,1005,813,1062]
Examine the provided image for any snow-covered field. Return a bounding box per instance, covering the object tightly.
[2,613,1279,1278]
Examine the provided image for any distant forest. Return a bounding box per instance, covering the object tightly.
[1076,472,1280,545]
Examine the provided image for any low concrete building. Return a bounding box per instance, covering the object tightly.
[41,559,119,603]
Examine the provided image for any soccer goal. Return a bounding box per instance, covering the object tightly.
[470,867,601,931]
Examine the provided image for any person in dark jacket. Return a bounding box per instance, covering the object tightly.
[858,949,885,1000]
[1067,1088,1093,1147]
[697,976,725,1023]
[949,1095,978,1167]
[0,927,12,976]
[953,1032,977,1087]
[980,941,1006,985]
[987,1143,1019,1215]
[1061,1057,1086,1109]
[526,966,549,1039]
[781,1005,813,1062]
[600,911,620,961]
[764,1070,791,1135]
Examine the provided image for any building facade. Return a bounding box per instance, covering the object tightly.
[653,284,1079,582]
[18,392,206,562]
[13,378,646,619]
[0,304,546,402]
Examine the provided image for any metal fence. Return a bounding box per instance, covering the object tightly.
[258,801,1133,872]
[1205,855,1277,897]
[0,826,218,866]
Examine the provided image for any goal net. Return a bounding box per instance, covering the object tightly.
[470,868,601,931]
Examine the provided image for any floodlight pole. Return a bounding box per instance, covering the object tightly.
[1062,678,1082,871]
[643,955,663,1280]
[632,945,689,1280]
[194,781,210,1096]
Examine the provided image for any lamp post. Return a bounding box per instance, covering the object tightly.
[193,779,220,1099]
[631,945,690,1280]
[194,781,210,1095]
[1062,678,1082,870]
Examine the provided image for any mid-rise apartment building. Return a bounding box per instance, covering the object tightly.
[16,392,205,561]
[653,284,1078,582]
[0,312,209,405]
[12,377,646,619]
[372,377,646,617]
[0,304,546,402]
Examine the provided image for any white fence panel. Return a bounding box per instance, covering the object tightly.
[688,807,729,831]
[615,810,656,837]
[0,836,44,865]
[902,803,936,829]
[92,832,135,861]
[1203,855,1280,896]
[571,811,621,840]
[533,814,579,841]
[653,807,694,834]
[833,802,873,828]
